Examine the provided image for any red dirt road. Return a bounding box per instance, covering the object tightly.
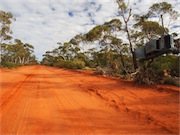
[0,65,179,134]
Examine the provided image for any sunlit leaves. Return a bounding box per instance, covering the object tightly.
[85,25,109,42]
[0,10,15,45]
[149,2,178,19]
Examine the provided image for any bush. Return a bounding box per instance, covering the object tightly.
[95,67,121,77]
[83,66,93,70]
[170,56,179,77]
[164,77,180,87]
[72,59,85,69]
[54,59,85,69]
[2,62,19,69]
[152,55,179,77]
[95,67,106,75]
[133,67,161,85]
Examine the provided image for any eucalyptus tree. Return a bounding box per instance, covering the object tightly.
[0,10,15,63]
[1,38,37,66]
[85,25,110,42]
[133,20,166,41]
[103,19,131,71]
[7,39,36,64]
[42,51,55,66]
[148,2,179,30]
[132,2,179,84]
[116,0,138,70]
[22,43,34,64]
[0,10,15,45]
[85,19,122,50]
[133,2,179,41]
[84,19,131,71]
[58,42,76,60]
[1,43,11,63]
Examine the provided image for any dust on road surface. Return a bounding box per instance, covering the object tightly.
[0,65,179,134]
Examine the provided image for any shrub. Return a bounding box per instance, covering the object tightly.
[95,67,121,77]
[164,77,180,87]
[53,61,64,68]
[133,67,161,85]
[54,59,85,69]
[83,66,93,70]
[95,67,106,75]
[72,59,85,69]
[170,56,179,77]
[152,55,179,77]
[2,62,18,69]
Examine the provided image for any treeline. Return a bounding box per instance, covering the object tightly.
[42,1,179,85]
[0,10,38,68]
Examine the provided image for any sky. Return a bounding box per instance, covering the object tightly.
[0,0,179,61]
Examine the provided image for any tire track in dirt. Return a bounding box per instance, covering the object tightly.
[54,68,179,134]
[54,90,91,134]
[1,66,179,134]
[46,68,142,134]
[80,85,178,134]
[47,68,98,134]
[105,89,178,133]
[43,72,87,133]
[0,73,34,119]
[0,67,40,134]
[46,67,173,134]
[10,88,32,134]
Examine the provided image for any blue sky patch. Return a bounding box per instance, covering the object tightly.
[96,4,102,12]
[14,13,21,18]
[68,11,74,17]
[51,7,56,11]
[90,2,96,5]
[172,25,180,28]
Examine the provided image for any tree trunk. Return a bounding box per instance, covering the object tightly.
[15,58,18,64]
[121,7,138,71]
[25,56,30,64]
[22,57,25,64]
[18,56,22,64]
[0,37,3,64]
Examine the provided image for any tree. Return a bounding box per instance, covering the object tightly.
[0,10,15,45]
[1,39,37,66]
[148,2,179,30]
[85,25,110,42]
[134,20,167,41]
[0,10,15,64]
[132,2,179,84]
[116,0,138,70]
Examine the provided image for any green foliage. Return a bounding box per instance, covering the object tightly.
[152,55,179,77]
[1,39,38,65]
[95,66,121,77]
[134,55,179,85]
[2,61,19,69]
[170,56,179,77]
[0,10,37,67]
[54,59,85,70]
[143,21,167,37]
[133,67,161,85]
[41,1,179,87]
[104,19,122,32]
[71,59,85,69]
[164,77,180,87]
[149,2,179,20]
[85,25,109,42]
[0,10,15,44]
[116,0,127,11]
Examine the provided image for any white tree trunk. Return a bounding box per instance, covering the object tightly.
[18,56,22,64]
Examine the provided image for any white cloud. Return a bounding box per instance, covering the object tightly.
[0,0,179,61]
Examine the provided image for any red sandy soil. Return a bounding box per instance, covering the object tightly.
[0,65,179,134]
